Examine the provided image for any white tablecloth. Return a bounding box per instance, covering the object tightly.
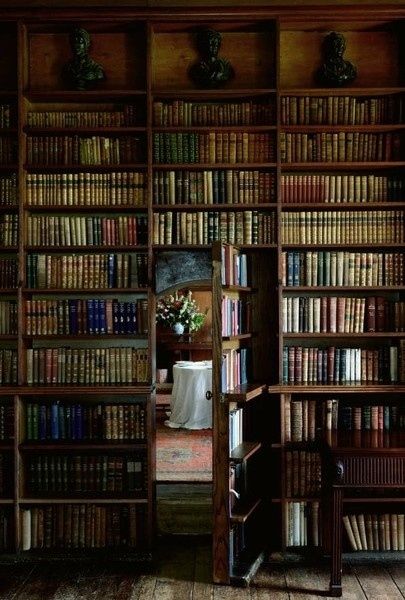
[165,362,212,429]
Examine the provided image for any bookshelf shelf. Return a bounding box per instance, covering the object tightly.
[281,202,405,210]
[225,383,267,403]
[24,205,147,213]
[230,498,261,524]
[19,442,147,451]
[19,498,149,505]
[280,286,405,292]
[280,87,405,96]
[153,125,277,132]
[281,243,405,249]
[22,288,148,295]
[24,127,147,134]
[25,90,148,102]
[152,89,277,98]
[21,334,148,340]
[152,163,278,170]
[152,204,277,211]
[281,162,405,171]
[25,164,148,172]
[0,206,18,213]
[281,125,405,132]
[282,332,405,339]
[230,441,262,463]
[25,245,149,252]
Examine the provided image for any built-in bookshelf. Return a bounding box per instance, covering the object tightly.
[0,3,404,589]
[0,18,154,561]
[275,15,405,582]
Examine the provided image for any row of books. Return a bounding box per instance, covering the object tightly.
[284,397,317,442]
[26,402,146,442]
[0,137,16,164]
[26,347,149,385]
[280,95,403,126]
[27,454,146,493]
[344,513,405,551]
[281,174,405,203]
[152,211,276,246]
[222,348,249,392]
[21,504,144,550]
[325,399,405,432]
[282,251,404,287]
[282,345,400,385]
[27,215,148,247]
[284,398,405,442]
[26,253,148,289]
[221,296,251,337]
[153,132,275,164]
[0,405,13,440]
[0,300,17,335]
[0,214,18,247]
[153,169,276,205]
[281,210,405,244]
[153,99,274,126]
[26,172,146,207]
[0,349,17,384]
[280,132,401,162]
[221,246,248,287]
[282,297,405,334]
[285,451,321,497]
[0,104,12,128]
[0,258,17,287]
[26,136,143,166]
[27,106,139,128]
[229,407,243,453]
[25,298,149,336]
[285,501,320,547]
[0,174,17,205]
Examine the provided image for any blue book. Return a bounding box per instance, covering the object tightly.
[99,299,106,334]
[51,403,59,440]
[94,299,100,333]
[107,254,116,288]
[87,299,94,334]
[69,299,79,334]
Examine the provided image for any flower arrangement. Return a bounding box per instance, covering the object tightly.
[156,290,208,333]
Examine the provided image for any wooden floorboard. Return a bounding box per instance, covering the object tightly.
[1,539,405,600]
[352,564,405,600]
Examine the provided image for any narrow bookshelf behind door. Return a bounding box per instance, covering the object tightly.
[275,16,405,556]
[212,242,277,584]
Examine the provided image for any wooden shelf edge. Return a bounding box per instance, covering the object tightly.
[224,383,267,403]
[230,550,265,587]
[230,441,262,463]
[19,498,148,504]
[268,384,405,394]
[231,497,261,524]
[19,442,147,451]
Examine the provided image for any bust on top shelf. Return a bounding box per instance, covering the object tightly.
[63,27,105,91]
[316,31,357,87]
[189,28,234,89]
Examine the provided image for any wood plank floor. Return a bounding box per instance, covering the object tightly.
[0,536,404,600]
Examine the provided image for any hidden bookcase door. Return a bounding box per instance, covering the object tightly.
[212,242,276,584]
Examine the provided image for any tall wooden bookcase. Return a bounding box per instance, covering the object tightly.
[0,3,403,584]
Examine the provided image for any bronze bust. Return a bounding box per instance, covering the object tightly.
[189,28,234,89]
[316,32,357,87]
[63,27,105,91]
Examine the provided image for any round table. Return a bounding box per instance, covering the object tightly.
[165,362,212,429]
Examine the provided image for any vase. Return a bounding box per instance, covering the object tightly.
[172,322,185,335]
